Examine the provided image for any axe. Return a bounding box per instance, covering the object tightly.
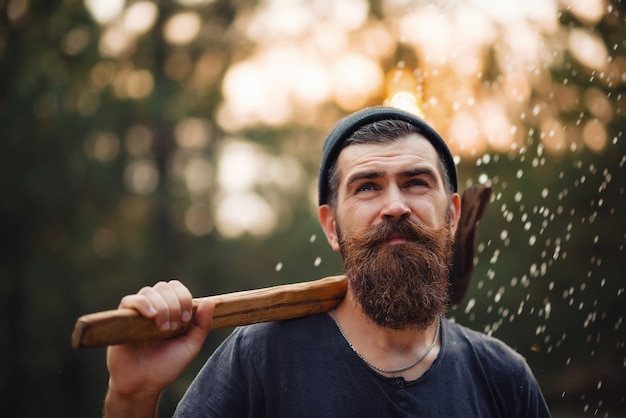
[72,185,492,349]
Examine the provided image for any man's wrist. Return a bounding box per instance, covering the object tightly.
[103,386,161,418]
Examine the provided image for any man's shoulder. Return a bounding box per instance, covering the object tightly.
[443,317,537,388]
[215,312,337,372]
[231,312,332,347]
[443,318,527,365]
[440,320,550,416]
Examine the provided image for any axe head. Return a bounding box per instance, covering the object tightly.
[449,185,493,306]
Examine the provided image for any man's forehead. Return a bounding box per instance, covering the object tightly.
[337,134,441,166]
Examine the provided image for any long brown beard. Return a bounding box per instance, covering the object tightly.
[338,217,453,331]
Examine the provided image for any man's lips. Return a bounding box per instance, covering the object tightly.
[385,233,408,244]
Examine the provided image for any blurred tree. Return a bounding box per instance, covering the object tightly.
[0,0,623,416]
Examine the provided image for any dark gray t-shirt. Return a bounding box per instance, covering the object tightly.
[174,314,550,417]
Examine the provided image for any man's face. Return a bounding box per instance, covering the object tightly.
[319,134,461,330]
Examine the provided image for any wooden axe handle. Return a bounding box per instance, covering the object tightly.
[72,275,347,349]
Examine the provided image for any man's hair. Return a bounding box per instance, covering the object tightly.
[325,119,455,209]
[318,107,458,208]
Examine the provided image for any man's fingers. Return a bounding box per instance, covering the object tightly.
[120,281,194,332]
[119,294,158,318]
[168,279,193,324]
[138,284,174,331]
[153,281,187,331]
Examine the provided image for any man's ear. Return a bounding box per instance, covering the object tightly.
[319,204,341,252]
[449,193,461,236]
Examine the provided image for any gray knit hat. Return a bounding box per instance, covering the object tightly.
[318,106,458,206]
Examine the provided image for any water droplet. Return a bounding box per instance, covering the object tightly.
[465,298,476,314]
[313,257,321,267]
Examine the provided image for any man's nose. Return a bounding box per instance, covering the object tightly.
[381,187,411,220]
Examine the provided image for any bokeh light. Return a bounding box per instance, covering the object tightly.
[4,1,623,416]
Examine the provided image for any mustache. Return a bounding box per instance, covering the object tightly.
[359,217,440,248]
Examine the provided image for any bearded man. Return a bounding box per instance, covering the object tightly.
[104,107,551,417]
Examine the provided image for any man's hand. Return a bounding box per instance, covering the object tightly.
[103,280,215,417]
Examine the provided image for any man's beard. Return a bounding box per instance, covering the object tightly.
[338,216,454,331]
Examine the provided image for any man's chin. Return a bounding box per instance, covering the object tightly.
[364,313,429,332]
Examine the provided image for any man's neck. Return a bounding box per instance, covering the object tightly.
[329,291,441,381]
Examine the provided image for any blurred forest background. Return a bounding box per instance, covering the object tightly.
[0,0,624,416]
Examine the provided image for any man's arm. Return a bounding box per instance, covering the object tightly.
[103,280,215,418]
[103,390,161,418]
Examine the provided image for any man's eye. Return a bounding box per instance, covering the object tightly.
[356,183,378,192]
[406,179,427,187]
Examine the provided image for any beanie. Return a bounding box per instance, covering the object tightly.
[318,106,458,206]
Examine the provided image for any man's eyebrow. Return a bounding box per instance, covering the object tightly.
[400,167,438,179]
[345,171,383,190]
[344,166,441,190]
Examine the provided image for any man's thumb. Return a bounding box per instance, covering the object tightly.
[187,298,215,343]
